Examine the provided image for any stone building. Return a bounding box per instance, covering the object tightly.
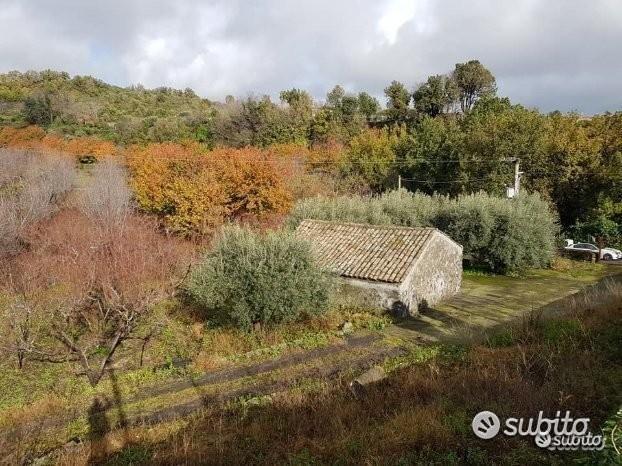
[296,219,462,316]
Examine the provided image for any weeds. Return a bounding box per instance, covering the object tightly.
[100,279,620,465]
[383,343,467,373]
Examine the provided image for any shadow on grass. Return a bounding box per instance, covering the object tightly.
[389,300,470,342]
[87,367,130,465]
[87,397,110,464]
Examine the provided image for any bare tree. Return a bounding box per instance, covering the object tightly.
[0,149,34,186]
[1,211,188,385]
[0,292,70,369]
[51,284,159,386]
[0,151,189,385]
[0,149,75,256]
[0,297,39,370]
[0,277,156,383]
[78,159,132,227]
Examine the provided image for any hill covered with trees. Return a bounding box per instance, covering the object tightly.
[0,70,214,143]
[0,61,620,240]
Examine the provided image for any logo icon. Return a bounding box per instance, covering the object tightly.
[472,411,501,439]
[535,432,551,448]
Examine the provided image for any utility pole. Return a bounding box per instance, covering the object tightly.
[505,157,523,198]
[398,174,402,190]
[513,158,522,196]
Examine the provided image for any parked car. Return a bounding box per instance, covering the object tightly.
[564,240,622,260]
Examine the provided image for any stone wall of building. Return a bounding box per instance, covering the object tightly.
[334,277,404,313]
[403,232,462,315]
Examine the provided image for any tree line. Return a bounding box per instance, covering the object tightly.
[0,62,620,241]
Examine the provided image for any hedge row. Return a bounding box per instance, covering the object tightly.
[289,190,558,274]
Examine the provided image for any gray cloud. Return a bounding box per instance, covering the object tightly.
[0,0,621,113]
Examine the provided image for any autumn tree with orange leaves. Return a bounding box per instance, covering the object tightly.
[0,126,117,160]
[127,143,293,235]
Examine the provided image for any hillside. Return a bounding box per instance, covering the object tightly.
[0,64,621,465]
[0,70,214,143]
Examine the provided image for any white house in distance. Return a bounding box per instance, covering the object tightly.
[296,219,463,316]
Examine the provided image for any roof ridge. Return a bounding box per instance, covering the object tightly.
[299,218,436,232]
[298,219,462,250]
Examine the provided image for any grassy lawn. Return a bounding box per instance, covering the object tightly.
[387,260,618,343]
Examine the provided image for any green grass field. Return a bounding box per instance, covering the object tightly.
[1,261,620,464]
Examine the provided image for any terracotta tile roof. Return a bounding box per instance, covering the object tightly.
[296,219,436,284]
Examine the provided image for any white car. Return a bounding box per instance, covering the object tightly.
[564,240,622,261]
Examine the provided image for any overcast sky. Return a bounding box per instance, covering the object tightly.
[1,0,621,113]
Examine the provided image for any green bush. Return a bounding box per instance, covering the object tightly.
[289,190,558,274]
[288,195,392,226]
[186,226,331,330]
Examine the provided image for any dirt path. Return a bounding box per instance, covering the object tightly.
[134,334,381,402]
[128,345,405,426]
[10,334,400,440]
[26,342,405,464]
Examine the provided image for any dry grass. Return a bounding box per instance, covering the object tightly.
[189,309,345,372]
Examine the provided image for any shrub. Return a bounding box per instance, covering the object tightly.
[23,94,55,126]
[377,189,441,226]
[127,143,293,235]
[0,126,46,147]
[288,190,558,274]
[0,148,31,186]
[186,226,331,330]
[61,136,117,161]
[1,209,192,382]
[435,192,558,272]
[0,126,117,161]
[8,210,189,302]
[478,193,557,272]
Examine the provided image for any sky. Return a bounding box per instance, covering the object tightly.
[1,0,621,114]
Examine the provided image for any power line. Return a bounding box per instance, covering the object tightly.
[196,158,497,164]
[400,177,494,184]
[6,148,620,177]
